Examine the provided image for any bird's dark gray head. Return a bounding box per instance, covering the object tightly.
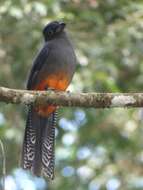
[43,21,66,41]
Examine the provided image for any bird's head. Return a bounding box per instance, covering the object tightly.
[43,21,66,41]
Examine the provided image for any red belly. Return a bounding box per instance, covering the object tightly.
[33,73,69,117]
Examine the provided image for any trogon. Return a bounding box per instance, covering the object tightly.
[22,21,76,179]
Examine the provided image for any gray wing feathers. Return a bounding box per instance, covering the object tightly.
[27,45,50,90]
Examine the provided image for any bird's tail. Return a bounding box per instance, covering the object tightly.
[22,106,57,179]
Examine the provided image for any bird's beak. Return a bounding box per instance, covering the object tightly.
[55,22,66,33]
[59,22,66,31]
[59,22,66,28]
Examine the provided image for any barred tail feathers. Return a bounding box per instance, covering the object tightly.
[22,106,57,179]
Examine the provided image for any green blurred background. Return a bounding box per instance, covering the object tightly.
[1,0,143,189]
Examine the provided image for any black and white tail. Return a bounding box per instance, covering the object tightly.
[22,106,57,179]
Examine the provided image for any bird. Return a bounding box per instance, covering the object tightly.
[22,21,76,179]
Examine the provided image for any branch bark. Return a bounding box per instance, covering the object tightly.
[0,86,143,108]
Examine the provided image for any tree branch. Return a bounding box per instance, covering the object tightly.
[0,86,143,108]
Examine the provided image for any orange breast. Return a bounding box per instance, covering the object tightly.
[34,72,70,117]
[35,73,69,91]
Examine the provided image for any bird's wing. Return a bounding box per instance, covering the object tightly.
[27,44,50,90]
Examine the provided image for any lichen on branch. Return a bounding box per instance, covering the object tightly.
[0,86,143,108]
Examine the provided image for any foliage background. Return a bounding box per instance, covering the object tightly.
[1,0,143,189]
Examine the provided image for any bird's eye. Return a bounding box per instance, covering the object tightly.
[47,30,53,36]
